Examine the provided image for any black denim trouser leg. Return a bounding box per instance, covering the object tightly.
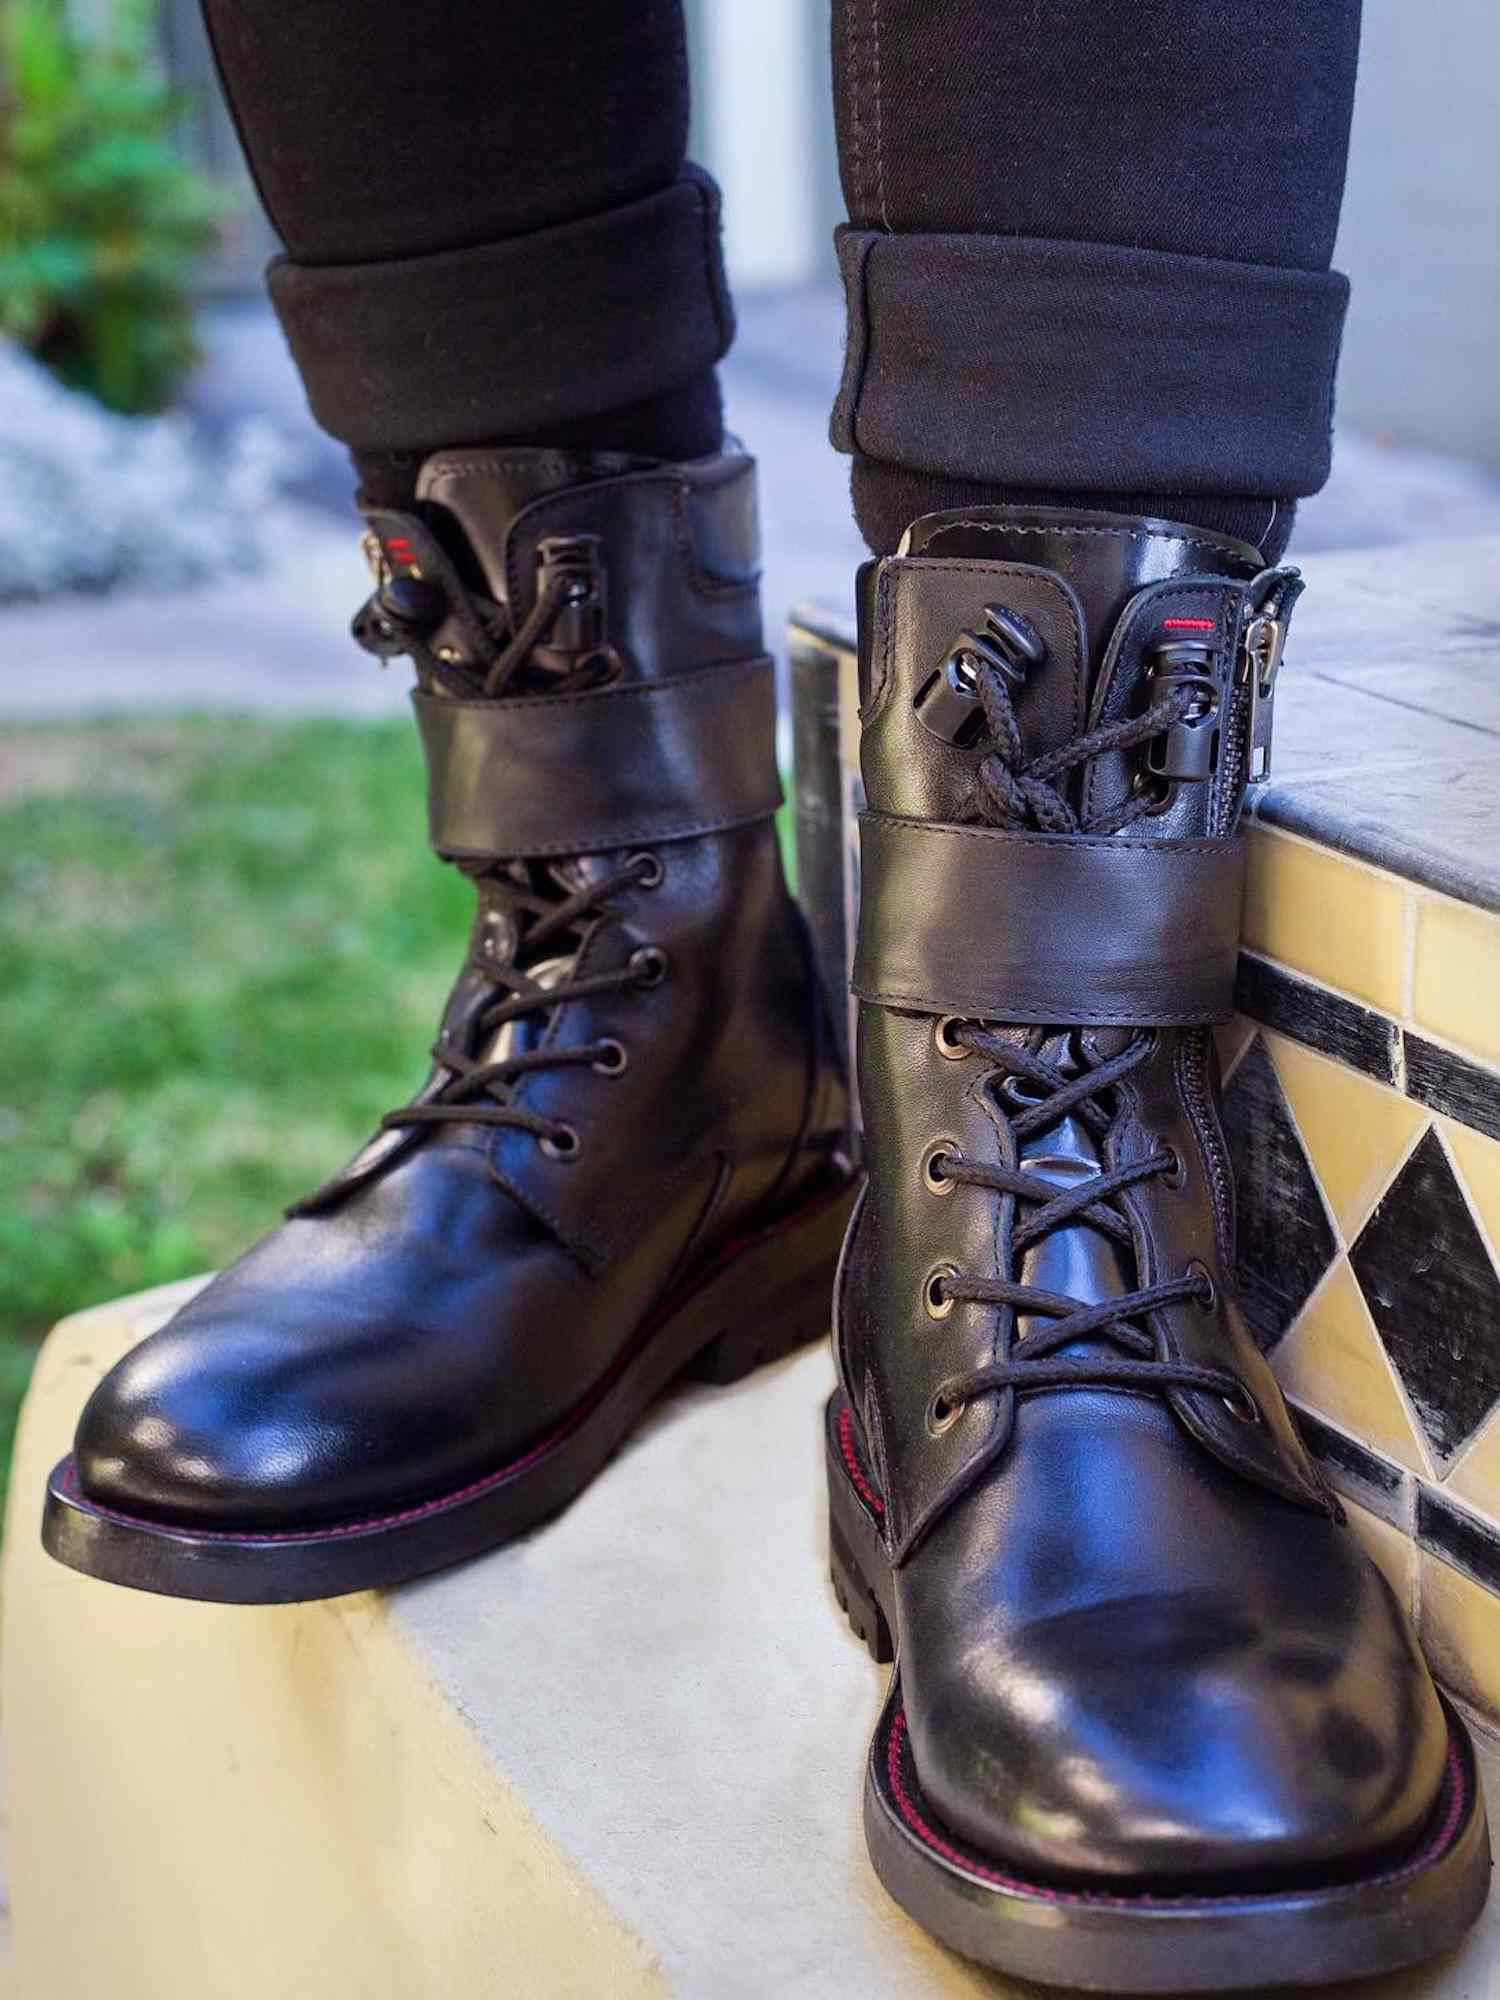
[201,0,1360,552]
[829,0,1362,558]
[198,0,730,499]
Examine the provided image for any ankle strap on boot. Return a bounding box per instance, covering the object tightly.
[414,656,781,862]
[852,814,1245,1026]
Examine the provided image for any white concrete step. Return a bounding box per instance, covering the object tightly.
[6,1282,1500,2000]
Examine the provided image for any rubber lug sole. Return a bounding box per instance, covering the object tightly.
[36,1178,856,1606]
[825,1390,1493,1993]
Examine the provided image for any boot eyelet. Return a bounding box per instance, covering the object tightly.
[1222,1382,1262,1425]
[1132,772,1174,816]
[1188,1259,1218,1313]
[629,945,669,988]
[1161,1144,1187,1190]
[935,1016,971,1060]
[628,851,664,890]
[923,1264,959,1320]
[592,1038,628,1077]
[926,1389,963,1436]
[921,1140,962,1194]
[540,1124,580,1161]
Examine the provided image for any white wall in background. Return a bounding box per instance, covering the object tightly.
[691,0,828,287]
[1335,0,1500,469]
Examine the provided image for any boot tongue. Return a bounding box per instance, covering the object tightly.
[414,445,644,605]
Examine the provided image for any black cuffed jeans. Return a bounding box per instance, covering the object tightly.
[201,0,1361,556]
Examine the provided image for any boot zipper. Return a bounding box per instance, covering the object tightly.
[1179,1028,1237,1270]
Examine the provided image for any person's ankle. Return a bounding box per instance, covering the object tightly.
[850,460,1295,564]
[352,370,725,508]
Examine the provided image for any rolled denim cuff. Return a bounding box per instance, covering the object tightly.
[831,227,1349,498]
[270,167,734,452]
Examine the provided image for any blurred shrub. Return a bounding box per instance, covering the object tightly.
[0,0,229,412]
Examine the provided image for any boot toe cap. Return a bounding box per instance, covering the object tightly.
[902,1584,1452,1891]
[73,1319,342,1530]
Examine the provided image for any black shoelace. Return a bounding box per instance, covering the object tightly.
[919,621,1256,1475]
[360,551,653,1164]
[380,853,664,1163]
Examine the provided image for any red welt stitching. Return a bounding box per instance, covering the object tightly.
[885,1709,1468,1908]
[838,1402,885,1517]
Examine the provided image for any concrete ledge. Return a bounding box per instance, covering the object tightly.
[3,1282,982,1999]
[9,1285,1500,1997]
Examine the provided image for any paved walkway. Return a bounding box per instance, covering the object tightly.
[5,287,1500,720]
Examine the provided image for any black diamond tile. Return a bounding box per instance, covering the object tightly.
[1221,1035,1339,1352]
[1350,1128,1500,1466]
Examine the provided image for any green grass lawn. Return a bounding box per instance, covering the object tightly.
[0,714,472,1506]
[0,712,797,1514]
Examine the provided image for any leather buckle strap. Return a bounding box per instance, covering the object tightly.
[852,813,1246,1026]
[413,657,781,861]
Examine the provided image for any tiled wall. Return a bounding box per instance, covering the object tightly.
[1224,822,1500,1727]
[790,614,1500,1728]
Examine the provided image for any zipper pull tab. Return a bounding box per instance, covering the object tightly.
[1239,567,1301,784]
[1243,613,1284,782]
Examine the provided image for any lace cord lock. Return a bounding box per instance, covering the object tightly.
[1145,637,1222,784]
[533,534,607,671]
[915,603,1045,746]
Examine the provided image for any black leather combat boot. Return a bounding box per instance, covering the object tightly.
[827,508,1489,1989]
[44,448,853,1603]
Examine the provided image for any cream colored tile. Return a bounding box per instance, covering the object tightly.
[1273,1259,1430,1476]
[1445,1118,1500,1256]
[1344,1497,1417,1618]
[1413,893,1500,1069]
[1421,1551,1500,1725]
[1449,1404,1500,1529]
[1213,1017,1255,1084]
[1439,1124,1500,1523]
[1265,1031,1425,1240]
[1242,827,1406,1012]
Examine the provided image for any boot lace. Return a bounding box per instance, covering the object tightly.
[357,543,655,1164]
[921,617,1255,1463]
[378,851,664,1160]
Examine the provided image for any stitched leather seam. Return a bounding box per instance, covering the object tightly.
[863,561,894,721]
[504,475,759,608]
[923,520,1255,559]
[421,453,580,486]
[435,803,780,863]
[862,817,1236,858]
[852,988,1226,1028]
[837,1401,885,1517]
[666,481,762,600]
